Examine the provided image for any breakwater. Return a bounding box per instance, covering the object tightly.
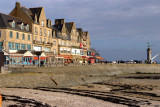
[0,64,160,88]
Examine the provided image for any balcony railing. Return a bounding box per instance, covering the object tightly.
[33,40,53,46]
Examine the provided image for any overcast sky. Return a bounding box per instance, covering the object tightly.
[1,0,160,61]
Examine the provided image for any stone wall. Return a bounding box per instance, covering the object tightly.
[0,64,160,88]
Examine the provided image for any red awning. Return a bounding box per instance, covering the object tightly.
[34,57,38,60]
[40,57,46,60]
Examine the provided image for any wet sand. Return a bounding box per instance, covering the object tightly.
[1,72,160,107]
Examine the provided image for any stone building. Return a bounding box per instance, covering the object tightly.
[0,13,32,52]
[0,13,34,65]
[9,2,58,55]
[0,2,98,65]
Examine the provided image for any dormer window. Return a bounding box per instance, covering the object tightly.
[12,21,15,28]
[25,24,29,31]
[21,23,24,30]
[42,20,44,27]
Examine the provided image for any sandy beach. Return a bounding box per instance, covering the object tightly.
[1,71,160,107]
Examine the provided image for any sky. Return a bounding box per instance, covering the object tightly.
[1,0,160,61]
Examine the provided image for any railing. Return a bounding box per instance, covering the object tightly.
[33,40,53,46]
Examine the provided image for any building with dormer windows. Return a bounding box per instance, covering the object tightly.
[0,13,32,52]
[9,2,58,55]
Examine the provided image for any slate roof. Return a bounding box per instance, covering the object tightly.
[0,13,31,32]
[77,28,83,37]
[29,7,42,22]
[21,7,33,21]
[20,6,43,23]
[65,22,74,34]
[53,25,63,32]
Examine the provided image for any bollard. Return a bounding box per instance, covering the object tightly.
[0,94,2,107]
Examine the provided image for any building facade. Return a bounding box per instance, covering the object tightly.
[10,2,58,54]
[0,2,104,65]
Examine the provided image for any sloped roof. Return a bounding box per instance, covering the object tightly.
[0,13,30,32]
[52,25,59,32]
[53,24,63,32]
[65,22,74,34]
[77,28,83,37]
[20,6,43,23]
[21,7,33,21]
[29,7,42,21]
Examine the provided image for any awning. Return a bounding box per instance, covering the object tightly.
[40,57,46,60]
[95,56,104,60]
[58,55,73,59]
[34,57,38,60]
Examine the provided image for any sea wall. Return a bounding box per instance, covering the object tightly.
[0,64,160,88]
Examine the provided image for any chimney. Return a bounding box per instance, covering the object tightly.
[16,2,21,8]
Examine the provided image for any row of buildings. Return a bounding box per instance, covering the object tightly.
[0,2,104,66]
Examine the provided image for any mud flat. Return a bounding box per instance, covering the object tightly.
[1,64,160,106]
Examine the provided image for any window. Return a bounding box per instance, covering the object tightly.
[44,47,50,52]
[44,29,46,36]
[48,30,50,36]
[22,34,25,40]
[53,49,56,55]
[10,31,13,38]
[35,27,38,34]
[77,32,79,36]
[58,40,61,45]
[27,45,31,51]
[21,23,24,30]
[48,39,50,43]
[34,46,42,51]
[16,32,19,39]
[40,28,42,36]
[42,20,44,27]
[64,48,67,53]
[8,42,14,50]
[0,42,3,49]
[60,48,63,53]
[44,38,46,43]
[15,43,20,50]
[53,41,56,46]
[35,36,37,41]
[0,30,1,37]
[62,40,64,46]
[26,25,29,31]
[12,21,15,28]
[73,30,76,34]
[68,49,70,53]
[28,35,30,41]
[40,37,42,42]
[21,44,26,50]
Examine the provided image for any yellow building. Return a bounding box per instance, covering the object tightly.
[0,13,32,52]
[9,2,58,55]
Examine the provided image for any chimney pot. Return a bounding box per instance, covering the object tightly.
[16,2,21,8]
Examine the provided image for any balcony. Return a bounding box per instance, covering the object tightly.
[33,40,53,46]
